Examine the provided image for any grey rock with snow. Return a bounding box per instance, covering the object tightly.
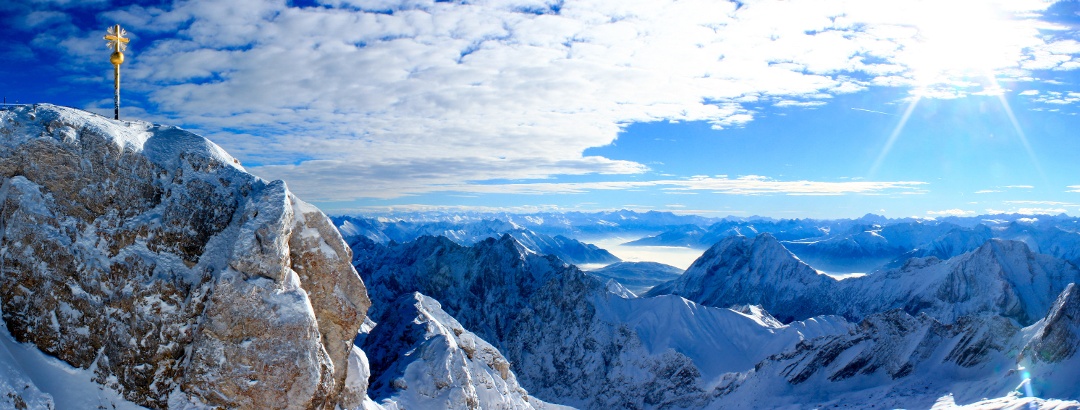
[0,104,370,409]
[364,292,560,409]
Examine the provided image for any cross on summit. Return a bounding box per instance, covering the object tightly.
[104,24,130,120]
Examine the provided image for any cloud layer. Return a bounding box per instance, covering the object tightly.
[8,0,1080,202]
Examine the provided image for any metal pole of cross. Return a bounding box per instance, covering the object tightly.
[104,24,130,120]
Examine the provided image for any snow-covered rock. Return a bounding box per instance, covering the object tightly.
[886,224,995,268]
[781,221,960,273]
[622,224,710,247]
[1023,283,1080,364]
[0,104,370,408]
[1019,283,1080,400]
[929,394,1080,410]
[364,292,562,410]
[713,310,1026,408]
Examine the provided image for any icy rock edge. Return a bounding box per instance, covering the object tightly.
[0,104,371,409]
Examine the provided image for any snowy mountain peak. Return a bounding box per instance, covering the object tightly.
[647,233,837,322]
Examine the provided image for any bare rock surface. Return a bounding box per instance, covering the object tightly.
[0,104,370,409]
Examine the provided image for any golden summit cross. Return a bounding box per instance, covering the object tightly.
[104,24,130,120]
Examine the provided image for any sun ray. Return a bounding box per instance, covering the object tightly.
[869,95,920,178]
[985,73,1046,183]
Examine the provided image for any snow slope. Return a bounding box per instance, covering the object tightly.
[0,311,143,410]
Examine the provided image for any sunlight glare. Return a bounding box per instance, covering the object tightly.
[892,0,1030,92]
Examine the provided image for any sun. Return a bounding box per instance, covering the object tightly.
[866,0,1047,179]
[892,0,1034,92]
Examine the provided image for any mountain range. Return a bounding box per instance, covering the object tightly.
[1,104,1078,409]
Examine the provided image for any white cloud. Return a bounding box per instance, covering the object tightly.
[268,171,926,202]
[926,209,976,217]
[975,185,1034,194]
[7,0,1076,201]
[1015,208,1068,215]
[1004,200,1077,206]
[774,100,827,108]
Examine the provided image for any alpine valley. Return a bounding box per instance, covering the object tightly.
[2,105,1079,409]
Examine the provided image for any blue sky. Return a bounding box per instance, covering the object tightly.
[5,0,1080,218]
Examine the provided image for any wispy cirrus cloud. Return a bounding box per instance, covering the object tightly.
[1004,200,1077,206]
[975,185,1035,194]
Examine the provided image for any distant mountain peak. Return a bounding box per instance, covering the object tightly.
[648,233,836,322]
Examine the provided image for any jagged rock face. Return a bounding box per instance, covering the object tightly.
[354,235,708,409]
[716,310,1021,408]
[1024,283,1080,364]
[0,104,370,409]
[365,292,549,409]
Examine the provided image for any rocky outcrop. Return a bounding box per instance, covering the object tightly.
[0,104,370,408]
[1024,283,1080,364]
[364,292,552,409]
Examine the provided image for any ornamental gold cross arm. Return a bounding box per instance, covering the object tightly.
[104,24,129,54]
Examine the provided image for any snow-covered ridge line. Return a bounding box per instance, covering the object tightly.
[334,215,620,265]
[650,233,1080,327]
[1,103,242,173]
